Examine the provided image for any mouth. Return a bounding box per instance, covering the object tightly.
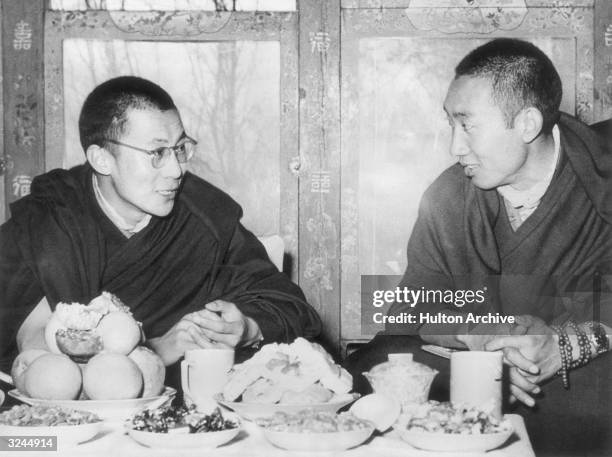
[157,189,178,197]
[461,163,479,177]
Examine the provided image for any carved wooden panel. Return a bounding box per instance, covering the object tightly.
[340,4,595,343]
[1,0,44,220]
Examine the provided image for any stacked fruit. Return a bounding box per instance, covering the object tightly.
[11,292,165,401]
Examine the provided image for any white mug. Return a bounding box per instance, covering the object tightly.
[181,348,234,412]
[450,351,503,419]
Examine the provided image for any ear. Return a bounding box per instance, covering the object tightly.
[515,107,544,144]
[86,145,113,176]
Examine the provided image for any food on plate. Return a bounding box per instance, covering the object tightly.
[363,353,438,409]
[128,346,166,397]
[129,404,238,433]
[44,292,138,356]
[404,401,512,434]
[83,353,143,400]
[0,404,101,426]
[223,337,352,404]
[24,354,82,400]
[257,410,372,433]
[11,349,49,396]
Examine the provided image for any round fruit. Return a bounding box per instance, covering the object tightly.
[83,353,143,400]
[96,311,141,355]
[11,349,49,395]
[24,354,82,400]
[128,346,165,397]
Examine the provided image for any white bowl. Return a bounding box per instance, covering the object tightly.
[214,392,360,421]
[399,427,514,452]
[8,387,176,423]
[0,422,103,449]
[263,426,374,452]
[127,412,241,449]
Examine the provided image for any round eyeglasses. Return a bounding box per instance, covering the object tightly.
[105,136,197,169]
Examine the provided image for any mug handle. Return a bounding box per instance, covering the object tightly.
[180,360,193,404]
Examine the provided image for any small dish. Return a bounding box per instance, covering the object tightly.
[127,412,241,449]
[214,392,360,421]
[399,427,514,452]
[263,426,374,452]
[0,422,103,449]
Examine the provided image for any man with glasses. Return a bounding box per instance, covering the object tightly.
[0,76,321,384]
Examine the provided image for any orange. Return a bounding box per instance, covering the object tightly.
[11,349,49,395]
[96,311,141,355]
[24,354,82,400]
[83,353,143,400]
[128,346,166,397]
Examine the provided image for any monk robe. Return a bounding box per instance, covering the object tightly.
[0,163,322,377]
[347,113,612,456]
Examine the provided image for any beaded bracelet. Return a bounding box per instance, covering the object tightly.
[567,321,591,368]
[552,324,571,389]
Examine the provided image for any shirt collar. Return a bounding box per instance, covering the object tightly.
[92,174,151,235]
[497,124,561,209]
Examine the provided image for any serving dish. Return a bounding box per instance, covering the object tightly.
[399,427,514,452]
[0,422,103,448]
[263,426,374,452]
[8,387,176,423]
[214,392,359,420]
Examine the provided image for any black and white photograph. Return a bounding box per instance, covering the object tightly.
[0,1,611,456]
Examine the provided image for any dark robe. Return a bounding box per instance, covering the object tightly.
[0,163,322,378]
[346,113,612,456]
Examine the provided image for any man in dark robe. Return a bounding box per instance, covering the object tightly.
[0,76,321,387]
[347,39,612,456]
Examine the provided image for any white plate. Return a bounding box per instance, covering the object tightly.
[127,412,241,449]
[399,427,514,452]
[8,387,176,423]
[214,392,360,420]
[263,426,374,452]
[0,422,103,449]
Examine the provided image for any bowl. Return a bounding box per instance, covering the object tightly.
[399,427,514,452]
[8,387,176,423]
[263,426,374,452]
[0,422,103,449]
[214,392,360,420]
[126,412,241,449]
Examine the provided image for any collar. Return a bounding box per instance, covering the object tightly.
[497,124,561,209]
[92,174,151,235]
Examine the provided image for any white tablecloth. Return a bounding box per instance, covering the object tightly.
[8,414,534,457]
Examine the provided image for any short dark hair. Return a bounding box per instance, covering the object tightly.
[78,76,177,152]
[455,38,562,132]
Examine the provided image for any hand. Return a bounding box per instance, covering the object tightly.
[485,315,562,407]
[186,300,261,349]
[148,316,217,366]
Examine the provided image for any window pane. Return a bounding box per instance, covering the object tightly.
[63,39,281,235]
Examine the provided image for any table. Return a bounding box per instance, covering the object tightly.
[4,414,534,457]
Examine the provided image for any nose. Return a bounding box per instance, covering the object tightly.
[162,149,184,179]
[449,127,469,157]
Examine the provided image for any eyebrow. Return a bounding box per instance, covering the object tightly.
[152,131,187,145]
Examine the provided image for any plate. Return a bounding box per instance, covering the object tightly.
[8,387,176,423]
[127,412,241,449]
[0,422,103,449]
[214,392,360,420]
[399,428,514,453]
[263,426,374,452]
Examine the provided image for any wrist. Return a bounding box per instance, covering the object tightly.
[241,317,263,348]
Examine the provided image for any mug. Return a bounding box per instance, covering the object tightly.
[450,351,503,419]
[181,348,234,412]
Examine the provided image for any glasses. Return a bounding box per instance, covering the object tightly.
[105,136,197,169]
